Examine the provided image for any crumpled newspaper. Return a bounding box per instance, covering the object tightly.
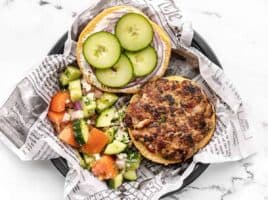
[0,0,255,199]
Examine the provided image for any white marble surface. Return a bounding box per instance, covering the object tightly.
[0,0,267,199]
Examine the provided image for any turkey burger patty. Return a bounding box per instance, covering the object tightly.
[124,76,216,165]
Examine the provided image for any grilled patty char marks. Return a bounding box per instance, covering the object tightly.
[125,78,214,162]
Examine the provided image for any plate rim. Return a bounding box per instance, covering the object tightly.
[48,31,222,196]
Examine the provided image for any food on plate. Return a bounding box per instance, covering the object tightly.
[115,12,153,51]
[124,76,216,165]
[95,54,133,88]
[48,65,141,189]
[125,46,157,77]
[76,6,171,93]
[83,31,121,69]
[47,5,216,190]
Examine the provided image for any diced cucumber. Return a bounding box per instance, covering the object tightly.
[60,66,82,86]
[96,107,117,127]
[104,140,127,155]
[95,54,133,88]
[69,80,82,102]
[105,127,117,143]
[77,152,87,169]
[83,31,121,69]
[126,151,141,170]
[82,96,96,118]
[123,170,137,181]
[72,119,89,145]
[108,173,123,189]
[65,66,82,79]
[83,154,95,169]
[59,74,69,86]
[126,46,157,77]
[115,13,153,51]
[96,93,118,113]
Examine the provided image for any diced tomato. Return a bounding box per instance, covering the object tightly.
[92,155,118,180]
[58,123,79,148]
[48,111,64,125]
[81,128,109,154]
[50,91,70,112]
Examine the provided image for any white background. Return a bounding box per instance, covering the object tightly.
[0,0,268,199]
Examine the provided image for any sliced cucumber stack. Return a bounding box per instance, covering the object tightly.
[83,31,121,69]
[115,13,153,51]
[95,54,133,88]
[126,46,157,76]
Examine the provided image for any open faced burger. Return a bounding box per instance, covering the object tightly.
[47,5,216,190]
[76,5,171,93]
[124,76,216,165]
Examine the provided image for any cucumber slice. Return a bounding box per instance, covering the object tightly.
[104,140,127,155]
[105,127,117,143]
[126,46,157,77]
[96,107,117,127]
[123,170,137,181]
[72,119,89,145]
[83,31,121,69]
[115,13,153,51]
[108,173,123,189]
[69,80,82,102]
[60,66,82,86]
[95,54,133,88]
[96,93,118,112]
[82,96,96,118]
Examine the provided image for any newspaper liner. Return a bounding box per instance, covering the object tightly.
[0,0,255,199]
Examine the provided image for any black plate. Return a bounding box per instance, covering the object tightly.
[49,31,222,196]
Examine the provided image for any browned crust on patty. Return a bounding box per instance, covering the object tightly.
[125,76,216,165]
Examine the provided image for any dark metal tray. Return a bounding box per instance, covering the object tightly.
[48,31,222,196]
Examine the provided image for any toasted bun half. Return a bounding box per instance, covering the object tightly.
[76,6,171,93]
[126,76,216,165]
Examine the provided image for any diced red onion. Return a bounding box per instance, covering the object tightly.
[73,101,82,110]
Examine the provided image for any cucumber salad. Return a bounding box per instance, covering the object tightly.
[48,65,141,189]
[83,13,158,87]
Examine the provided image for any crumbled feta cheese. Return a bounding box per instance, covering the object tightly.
[87,119,91,125]
[116,153,127,169]
[93,154,101,160]
[115,129,130,143]
[117,153,127,160]
[116,159,126,169]
[70,110,84,120]
[86,92,95,100]
[62,112,71,122]
[81,79,91,92]
[65,99,70,104]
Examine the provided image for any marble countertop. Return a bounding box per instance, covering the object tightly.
[0,0,267,199]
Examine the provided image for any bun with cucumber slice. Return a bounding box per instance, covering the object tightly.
[76,6,171,93]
